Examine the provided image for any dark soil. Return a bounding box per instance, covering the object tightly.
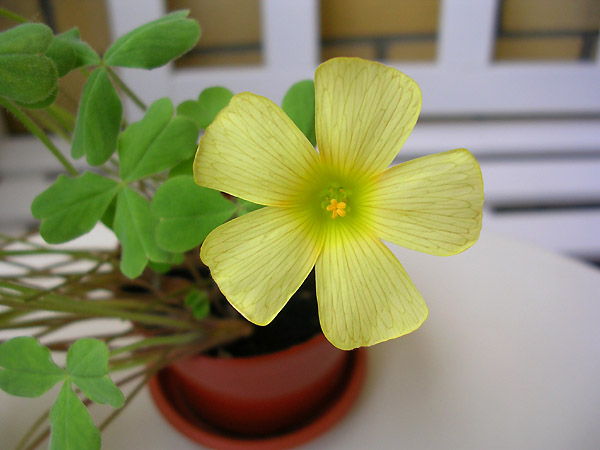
[211,270,322,357]
[123,260,323,359]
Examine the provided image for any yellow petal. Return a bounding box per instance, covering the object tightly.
[194,92,320,206]
[316,226,428,350]
[366,149,484,256]
[315,57,421,180]
[200,206,324,325]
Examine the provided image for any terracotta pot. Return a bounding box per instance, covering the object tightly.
[149,332,367,449]
[171,332,348,435]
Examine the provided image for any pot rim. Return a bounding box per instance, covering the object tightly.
[193,330,336,365]
[149,347,367,449]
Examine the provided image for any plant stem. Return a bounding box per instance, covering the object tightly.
[104,66,147,111]
[29,109,71,142]
[109,332,200,357]
[0,309,30,325]
[0,7,27,23]
[0,315,90,330]
[95,298,168,311]
[20,426,49,450]
[0,248,109,261]
[14,410,49,450]
[109,352,161,372]
[0,293,195,330]
[2,276,181,317]
[22,261,104,302]
[19,350,176,449]
[99,376,149,433]
[46,104,76,132]
[33,323,70,340]
[0,256,38,272]
[17,322,253,450]
[43,329,134,350]
[0,98,78,176]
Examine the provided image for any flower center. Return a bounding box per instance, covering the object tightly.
[322,187,348,219]
[326,199,346,219]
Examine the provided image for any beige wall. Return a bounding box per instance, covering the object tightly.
[168,0,262,67]
[1,0,599,132]
[496,0,600,61]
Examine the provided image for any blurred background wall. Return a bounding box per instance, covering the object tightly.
[1,0,599,266]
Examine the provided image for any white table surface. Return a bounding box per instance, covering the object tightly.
[1,228,599,450]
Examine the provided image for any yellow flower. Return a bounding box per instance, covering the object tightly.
[193,57,484,350]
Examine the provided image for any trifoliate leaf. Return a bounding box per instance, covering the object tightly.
[71,375,124,409]
[0,23,58,104]
[45,29,100,77]
[66,338,109,377]
[100,196,117,230]
[0,24,59,105]
[176,86,233,129]
[175,100,202,126]
[56,28,100,67]
[113,187,176,278]
[16,85,58,109]
[0,54,58,104]
[118,97,199,182]
[0,337,65,397]
[148,261,172,274]
[282,80,316,146]
[45,36,77,77]
[168,157,194,178]
[152,176,236,253]
[104,10,200,69]
[49,382,101,450]
[71,67,122,165]
[0,23,53,55]
[66,339,124,408]
[31,172,120,244]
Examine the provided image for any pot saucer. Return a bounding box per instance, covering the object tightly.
[148,348,367,450]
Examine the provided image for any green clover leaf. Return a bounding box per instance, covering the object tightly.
[104,10,200,69]
[66,338,124,408]
[49,382,101,450]
[0,337,66,397]
[185,289,211,319]
[176,86,233,129]
[282,80,316,146]
[0,23,58,105]
[114,187,177,278]
[152,176,236,253]
[118,97,199,182]
[71,67,122,165]
[45,29,100,77]
[31,172,121,244]
[54,28,101,68]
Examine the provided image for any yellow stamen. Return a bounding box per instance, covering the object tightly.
[326,198,346,219]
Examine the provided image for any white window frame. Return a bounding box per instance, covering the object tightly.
[3,0,599,257]
[103,0,600,259]
[106,0,600,119]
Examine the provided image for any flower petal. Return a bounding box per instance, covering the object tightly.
[315,57,421,180]
[366,149,484,256]
[316,226,428,350]
[201,206,324,325]
[194,92,320,206]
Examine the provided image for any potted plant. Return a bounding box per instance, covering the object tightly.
[0,7,484,450]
